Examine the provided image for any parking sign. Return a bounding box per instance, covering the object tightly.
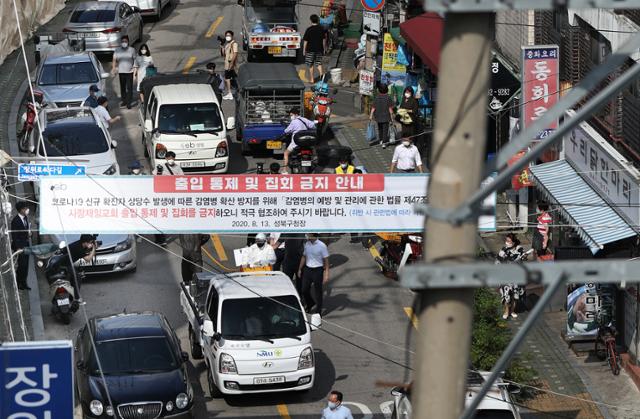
[1,340,74,418]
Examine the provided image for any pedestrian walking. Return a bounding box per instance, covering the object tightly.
[533,201,552,259]
[221,30,238,100]
[179,234,208,283]
[269,233,286,271]
[282,233,305,293]
[303,14,327,83]
[205,62,224,103]
[152,151,184,175]
[134,43,154,103]
[10,201,31,290]
[397,87,419,138]
[82,84,101,108]
[298,233,330,316]
[111,35,137,109]
[95,97,121,129]
[321,390,353,419]
[390,137,424,173]
[369,84,394,148]
[128,160,145,175]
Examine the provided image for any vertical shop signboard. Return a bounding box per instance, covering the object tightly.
[359,69,375,96]
[381,32,406,86]
[566,283,617,338]
[521,45,559,139]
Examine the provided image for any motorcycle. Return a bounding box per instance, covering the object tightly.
[495,248,534,264]
[43,250,82,325]
[285,131,317,174]
[311,76,337,139]
[373,233,423,280]
[18,90,47,152]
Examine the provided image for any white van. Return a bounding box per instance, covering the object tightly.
[140,80,229,173]
[180,271,321,396]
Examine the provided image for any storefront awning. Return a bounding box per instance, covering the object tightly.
[530,160,637,254]
[399,12,443,75]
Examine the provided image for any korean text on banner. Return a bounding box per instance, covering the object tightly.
[0,340,74,419]
[359,69,375,96]
[521,45,559,139]
[508,150,533,191]
[381,33,406,85]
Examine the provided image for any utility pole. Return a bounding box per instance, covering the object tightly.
[414,12,494,419]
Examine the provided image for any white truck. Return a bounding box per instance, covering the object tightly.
[180,271,321,396]
[238,0,302,62]
[139,74,230,173]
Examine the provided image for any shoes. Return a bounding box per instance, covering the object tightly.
[119,102,126,108]
[381,143,387,149]
[511,312,518,318]
[126,104,132,109]
[222,93,234,100]
[502,313,508,320]
[18,285,31,291]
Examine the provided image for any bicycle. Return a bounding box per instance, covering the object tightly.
[595,322,621,375]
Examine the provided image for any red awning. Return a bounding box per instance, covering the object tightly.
[400,12,444,75]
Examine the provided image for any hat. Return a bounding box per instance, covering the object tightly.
[89,84,100,92]
[129,160,142,169]
[255,233,267,242]
[165,151,176,159]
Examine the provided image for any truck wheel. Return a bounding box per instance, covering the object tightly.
[207,367,223,399]
[189,326,203,359]
[247,50,255,62]
[241,141,251,156]
[295,49,304,65]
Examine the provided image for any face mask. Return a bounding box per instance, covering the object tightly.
[505,241,512,248]
[167,160,175,166]
[256,242,265,248]
[121,42,128,48]
[23,209,30,216]
[402,141,411,147]
[132,168,141,175]
[404,93,411,98]
[140,49,147,55]
[328,402,338,410]
[225,36,232,42]
[290,115,296,121]
[340,163,348,169]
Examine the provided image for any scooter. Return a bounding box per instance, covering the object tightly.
[18,90,47,152]
[43,251,81,325]
[285,131,318,174]
[311,75,336,139]
[374,233,423,280]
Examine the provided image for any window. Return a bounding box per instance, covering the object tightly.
[39,124,109,157]
[158,103,223,134]
[70,9,116,23]
[39,62,99,86]
[207,289,219,330]
[88,337,178,374]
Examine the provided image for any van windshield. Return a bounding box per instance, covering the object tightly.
[221,295,306,340]
[158,103,223,134]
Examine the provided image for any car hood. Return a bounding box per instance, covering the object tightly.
[38,84,93,104]
[88,369,188,404]
[53,233,130,247]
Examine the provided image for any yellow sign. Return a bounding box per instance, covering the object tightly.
[381,33,405,73]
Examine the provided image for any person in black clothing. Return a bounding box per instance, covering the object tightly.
[303,14,327,83]
[205,62,223,103]
[63,234,97,296]
[369,84,395,148]
[10,201,32,290]
[282,233,305,294]
[397,86,419,139]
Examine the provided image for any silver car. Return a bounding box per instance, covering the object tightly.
[35,52,108,108]
[64,1,143,53]
[53,234,137,274]
[114,0,172,20]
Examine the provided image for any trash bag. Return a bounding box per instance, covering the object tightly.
[397,45,411,66]
[389,124,397,144]
[366,122,377,143]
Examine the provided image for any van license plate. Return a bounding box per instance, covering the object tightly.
[78,32,100,38]
[57,298,70,306]
[180,161,205,168]
[266,141,282,150]
[301,160,312,167]
[254,376,285,385]
[268,47,282,55]
[78,258,107,266]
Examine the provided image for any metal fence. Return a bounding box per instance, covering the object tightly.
[0,177,29,342]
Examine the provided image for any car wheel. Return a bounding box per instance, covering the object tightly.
[207,367,223,398]
[189,326,203,359]
[155,2,162,21]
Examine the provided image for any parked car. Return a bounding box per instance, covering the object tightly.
[75,312,194,418]
[35,51,109,108]
[64,1,143,53]
[52,234,136,274]
[107,0,171,20]
[390,371,522,419]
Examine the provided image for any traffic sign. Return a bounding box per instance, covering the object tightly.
[0,340,74,419]
[18,163,86,181]
[363,11,382,36]
[361,0,385,12]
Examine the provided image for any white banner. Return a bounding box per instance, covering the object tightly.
[39,174,496,234]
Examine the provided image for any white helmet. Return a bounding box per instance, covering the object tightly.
[255,233,267,242]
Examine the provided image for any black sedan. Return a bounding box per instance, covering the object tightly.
[75,312,193,418]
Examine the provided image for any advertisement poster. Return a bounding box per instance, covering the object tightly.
[39,174,497,234]
[521,45,559,139]
[359,69,375,96]
[566,283,617,338]
[381,32,406,86]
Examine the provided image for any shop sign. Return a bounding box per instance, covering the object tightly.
[39,175,497,234]
[381,33,406,85]
[359,69,375,96]
[564,119,640,226]
[521,45,559,139]
[566,283,616,338]
[507,150,533,191]
[489,55,520,113]
[363,11,381,36]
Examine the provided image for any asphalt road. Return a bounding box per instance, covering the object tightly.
[35,0,418,417]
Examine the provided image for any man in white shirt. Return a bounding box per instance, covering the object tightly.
[269,233,286,271]
[152,151,184,175]
[95,97,121,129]
[243,233,277,268]
[390,137,424,173]
[298,233,329,315]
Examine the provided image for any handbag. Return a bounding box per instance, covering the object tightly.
[366,121,377,143]
[389,123,398,144]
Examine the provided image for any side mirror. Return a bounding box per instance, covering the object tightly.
[58,241,67,249]
[144,119,153,132]
[132,6,141,13]
[111,140,118,149]
[202,319,215,337]
[181,351,189,362]
[101,72,110,79]
[226,116,235,130]
[310,313,321,331]
[508,384,521,394]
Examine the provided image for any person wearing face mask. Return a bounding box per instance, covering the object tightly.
[10,201,32,290]
[397,87,419,138]
[243,233,277,268]
[334,157,354,174]
[283,107,316,171]
[497,233,524,263]
[152,151,184,175]
[128,160,145,175]
[298,233,329,316]
[321,390,353,419]
[134,44,154,103]
[221,30,238,100]
[390,137,424,173]
[111,35,137,109]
